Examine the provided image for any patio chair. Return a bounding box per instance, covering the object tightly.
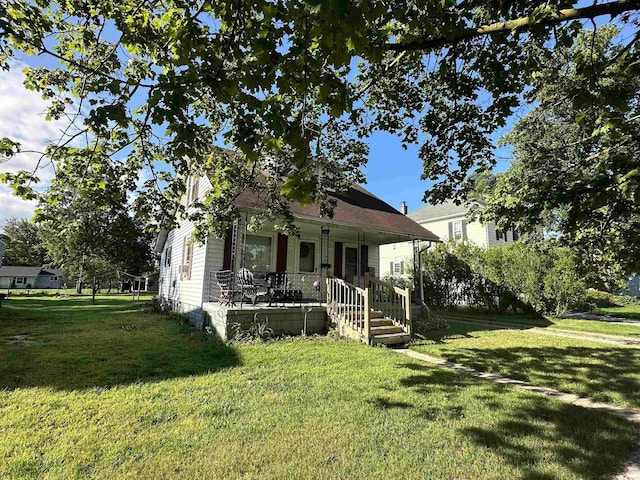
[214,270,238,306]
[237,268,269,305]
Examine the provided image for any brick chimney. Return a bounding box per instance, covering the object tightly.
[400,201,408,215]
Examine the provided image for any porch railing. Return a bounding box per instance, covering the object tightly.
[327,274,412,342]
[208,270,322,306]
[365,273,412,335]
[326,276,369,340]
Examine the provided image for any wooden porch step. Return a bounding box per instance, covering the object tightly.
[370,325,404,335]
[370,318,394,328]
[370,332,411,346]
[370,310,384,319]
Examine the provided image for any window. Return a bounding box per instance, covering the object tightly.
[299,241,316,272]
[496,229,502,241]
[181,236,194,280]
[391,260,404,275]
[164,247,172,268]
[185,177,199,205]
[190,177,199,204]
[50,276,58,281]
[512,227,519,241]
[452,220,463,240]
[245,235,272,271]
[16,277,24,284]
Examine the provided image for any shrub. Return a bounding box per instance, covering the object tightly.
[420,240,586,316]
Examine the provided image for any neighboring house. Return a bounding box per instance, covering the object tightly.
[380,200,521,278]
[0,237,5,266]
[623,274,640,297]
[0,266,65,289]
[155,171,439,338]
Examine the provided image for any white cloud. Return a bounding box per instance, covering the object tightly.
[0,61,69,226]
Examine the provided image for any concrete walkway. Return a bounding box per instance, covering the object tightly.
[394,348,640,479]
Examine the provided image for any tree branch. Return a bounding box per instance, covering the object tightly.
[385,0,640,52]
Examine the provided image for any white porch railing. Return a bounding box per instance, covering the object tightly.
[326,276,369,340]
[326,274,411,342]
[365,273,411,336]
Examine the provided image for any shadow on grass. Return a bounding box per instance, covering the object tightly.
[420,321,519,344]
[392,362,637,480]
[0,298,241,391]
[432,345,640,408]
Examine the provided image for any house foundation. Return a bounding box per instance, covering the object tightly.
[203,303,328,341]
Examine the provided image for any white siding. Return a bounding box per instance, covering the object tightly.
[379,241,414,278]
[158,175,212,324]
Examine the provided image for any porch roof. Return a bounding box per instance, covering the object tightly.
[232,184,440,242]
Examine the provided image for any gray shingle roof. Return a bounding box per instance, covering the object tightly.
[408,200,486,223]
[0,266,65,277]
[0,266,46,277]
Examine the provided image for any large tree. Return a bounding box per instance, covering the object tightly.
[1,218,49,266]
[1,0,640,240]
[36,151,154,291]
[482,25,640,283]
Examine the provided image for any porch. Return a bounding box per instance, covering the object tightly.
[204,269,413,346]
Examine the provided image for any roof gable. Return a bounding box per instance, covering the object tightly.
[409,200,485,224]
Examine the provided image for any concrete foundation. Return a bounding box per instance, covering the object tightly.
[203,303,327,341]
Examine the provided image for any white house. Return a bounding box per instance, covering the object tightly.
[380,200,521,278]
[155,171,439,342]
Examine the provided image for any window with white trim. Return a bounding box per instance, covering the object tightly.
[453,220,463,240]
[392,260,405,275]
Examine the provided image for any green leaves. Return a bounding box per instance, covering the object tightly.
[1,0,639,243]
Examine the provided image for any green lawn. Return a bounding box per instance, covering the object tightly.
[1,297,638,479]
[412,321,640,409]
[549,318,640,338]
[434,309,550,328]
[434,308,640,337]
[596,304,640,320]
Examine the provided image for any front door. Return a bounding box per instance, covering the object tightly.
[344,247,358,284]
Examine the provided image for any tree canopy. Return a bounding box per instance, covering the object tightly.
[1,0,639,240]
[482,25,640,282]
[36,156,154,286]
[1,218,49,266]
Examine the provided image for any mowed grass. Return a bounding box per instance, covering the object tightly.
[549,318,640,338]
[434,307,640,337]
[412,321,640,409]
[0,298,638,479]
[596,304,640,320]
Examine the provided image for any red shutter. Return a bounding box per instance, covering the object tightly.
[223,229,232,270]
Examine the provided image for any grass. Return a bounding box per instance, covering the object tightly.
[433,307,640,337]
[596,304,640,320]
[0,297,638,479]
[549,318,640,337]
[412,321,640,409]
